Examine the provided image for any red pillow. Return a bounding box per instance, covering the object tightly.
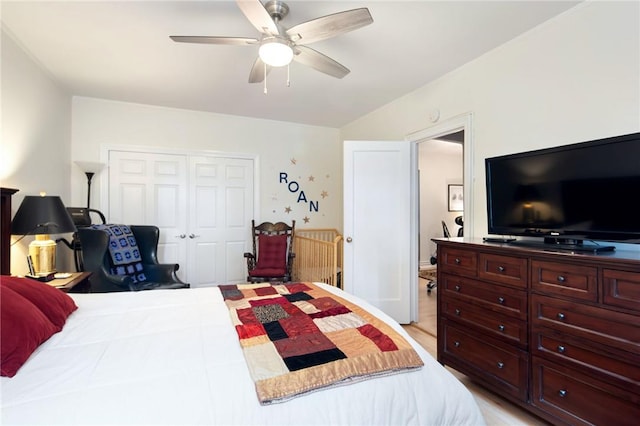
[0,285,58,377]
[2,276,77,330]
[255,234,288,270]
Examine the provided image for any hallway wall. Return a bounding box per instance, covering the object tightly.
[419,139,463,267]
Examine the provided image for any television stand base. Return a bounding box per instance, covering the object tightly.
[509,238,615,253]
[483,237,516,243]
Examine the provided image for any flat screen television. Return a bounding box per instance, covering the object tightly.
[485,131,640,252]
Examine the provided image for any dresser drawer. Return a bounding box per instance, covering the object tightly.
[531,260,597,302]
[442,320,528,401]
[478,253,528,289]
[531,294,640,354]
[532,357,640,426]
[532,329,640,393]
[603,268,640,312]
[443,297,527,346]
[441,273,527,320]
[439,246,477,277]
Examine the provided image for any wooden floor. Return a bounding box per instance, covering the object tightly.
[401,276,549,426]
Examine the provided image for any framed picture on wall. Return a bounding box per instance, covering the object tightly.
[448,184,463,212]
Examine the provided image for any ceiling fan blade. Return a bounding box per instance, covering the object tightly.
[293,45,349,79]
[236,0,279,35]
[170,36,258,45]
[286,8,373,44]
[248,56,272,83]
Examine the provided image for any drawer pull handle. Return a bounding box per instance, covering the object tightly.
[558,389,567,398]
[557,345,566,354]
[498,297,505,304]
[557,312,566,320]
[455,309,461,316]
[454,341,460,348]
[496,362,504,369]
[498,266,505,272]
[454,285,461,292]
[454,258,461,264]
[557,275,566,283]
[498,324,505,332]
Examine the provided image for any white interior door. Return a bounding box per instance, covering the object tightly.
[108,149,255,286]
[343,140,418,324]
[108,150,189,280]
[189,156,254,287]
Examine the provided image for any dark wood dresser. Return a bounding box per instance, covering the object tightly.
[1,187,19,275]
[434,238,640,426]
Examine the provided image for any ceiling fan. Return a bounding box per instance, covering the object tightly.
[170,0,373,86]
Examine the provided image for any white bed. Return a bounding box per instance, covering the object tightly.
[1,283,485,425]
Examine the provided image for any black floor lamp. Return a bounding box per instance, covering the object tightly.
[74,161,105,209]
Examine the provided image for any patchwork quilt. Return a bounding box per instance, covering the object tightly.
[220,282,424,404]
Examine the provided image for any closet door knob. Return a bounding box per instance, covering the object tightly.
[346,237,353,243]
[176,234,186,239]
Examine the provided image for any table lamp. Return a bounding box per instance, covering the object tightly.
[11,193,76,276]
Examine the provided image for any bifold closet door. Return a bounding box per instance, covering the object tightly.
[108,150,189,281]
[188,155,254,287]
[108,150,254,286]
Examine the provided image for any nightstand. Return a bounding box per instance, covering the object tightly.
[47,271,92,293]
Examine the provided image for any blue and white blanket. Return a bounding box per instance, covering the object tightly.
[90,224,147,283]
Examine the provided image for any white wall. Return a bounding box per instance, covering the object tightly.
[341,1,640,246]
[1,30,73,275]
[419,140,463,266]
[70,97,343,230]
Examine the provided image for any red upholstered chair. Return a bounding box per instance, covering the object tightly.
[244,220,295,283]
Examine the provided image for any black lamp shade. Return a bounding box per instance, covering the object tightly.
[11,195,77,235]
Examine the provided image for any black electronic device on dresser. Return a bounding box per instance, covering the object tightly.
[434,238,640,426]
[485,131,640,252]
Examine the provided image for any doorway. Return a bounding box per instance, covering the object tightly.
[407,113,472,334]
[419,131,464,268]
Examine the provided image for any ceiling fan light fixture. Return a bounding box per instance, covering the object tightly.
[259,37,293,67]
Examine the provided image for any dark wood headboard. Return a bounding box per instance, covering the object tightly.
[1,187,19,275]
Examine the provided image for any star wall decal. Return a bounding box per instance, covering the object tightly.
[321,190,329,199]
[303,216,310,223]
[290,158,297,165]
[308,175,315,182]
[285,206,292,213]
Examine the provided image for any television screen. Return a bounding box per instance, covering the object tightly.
[485,132,640,246]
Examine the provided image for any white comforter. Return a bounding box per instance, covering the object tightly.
[1,284,485,425]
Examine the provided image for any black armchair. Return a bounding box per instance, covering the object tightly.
[77,225,189,293]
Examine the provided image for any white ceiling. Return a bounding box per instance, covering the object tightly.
[1,0,581,128]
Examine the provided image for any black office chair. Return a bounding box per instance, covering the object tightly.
[78,225,189,292]
[428,221,453,294]
[442,220,451,238]
[455,215,464,237]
